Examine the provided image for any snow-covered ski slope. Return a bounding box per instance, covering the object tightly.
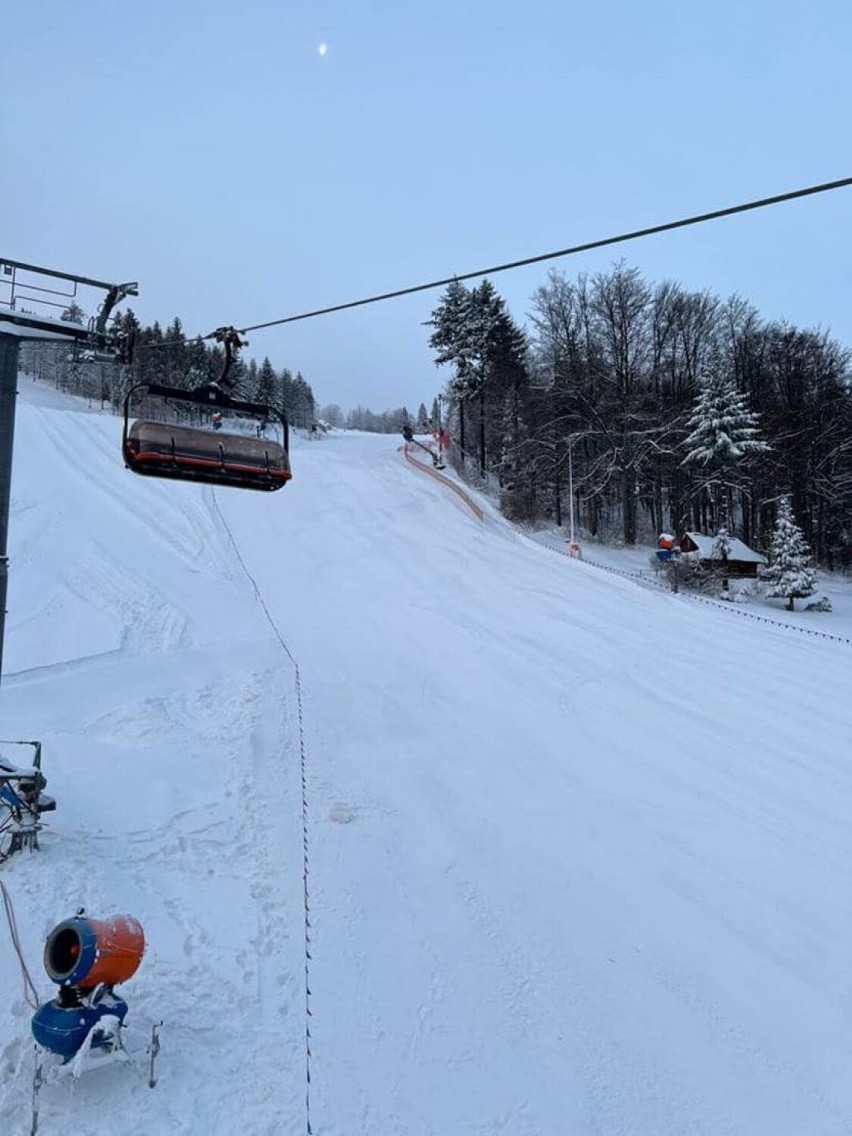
[2,379,852,1136]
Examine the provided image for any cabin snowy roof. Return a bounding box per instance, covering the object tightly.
[683,532,766,564]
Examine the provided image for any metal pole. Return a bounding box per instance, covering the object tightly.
[568,433,575,547]
[0,333,20,687]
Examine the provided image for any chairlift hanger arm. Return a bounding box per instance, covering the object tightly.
[207,326,247,389]
[130,381,286,424]
[93,282,139,337]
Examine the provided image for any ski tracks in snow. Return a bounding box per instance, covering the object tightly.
[7,420,852,1134]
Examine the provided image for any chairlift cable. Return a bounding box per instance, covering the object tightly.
[130,176,852,347]
[230,176,852,335]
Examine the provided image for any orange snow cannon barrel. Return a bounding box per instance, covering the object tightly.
[44,914,145,990]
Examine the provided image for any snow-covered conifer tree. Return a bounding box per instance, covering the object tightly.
[765,497,817,610]
[255,357,278,407]
[682,371,770,531]
[682,373,770,467]
[712,525,733,593]
[427,279,475,391]
[427,279,475,459]
[712,526,732,561]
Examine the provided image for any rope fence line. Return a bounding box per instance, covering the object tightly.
[402,445,484,520]
[210,493,315,1136]
[674,589,852,644]
[535,536,852,647]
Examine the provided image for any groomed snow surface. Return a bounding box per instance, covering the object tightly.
[2,378,852,1135]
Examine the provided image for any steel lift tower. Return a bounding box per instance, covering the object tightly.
[0,257,137,684]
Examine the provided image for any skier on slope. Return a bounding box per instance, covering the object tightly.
[402,422,445,469]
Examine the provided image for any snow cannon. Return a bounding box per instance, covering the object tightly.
[31,913,145,1062]
[43,914,144,990]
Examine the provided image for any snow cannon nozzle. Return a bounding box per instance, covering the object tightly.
[44,913,145,990]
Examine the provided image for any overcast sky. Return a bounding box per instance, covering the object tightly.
[3,0,851,413]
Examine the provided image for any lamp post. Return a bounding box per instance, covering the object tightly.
[568,432,575,548]
[565,433,582,557]
[528,382,581,550]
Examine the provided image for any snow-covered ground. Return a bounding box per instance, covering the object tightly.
[2,378,852,1135]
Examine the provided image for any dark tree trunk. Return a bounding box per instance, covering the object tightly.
[622,468,636,544]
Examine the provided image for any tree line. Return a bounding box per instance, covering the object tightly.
[18,308,318,429]
[427,264,852,570]
[319,401,440,434]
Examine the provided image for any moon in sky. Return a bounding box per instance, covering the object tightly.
[318,43,328,57]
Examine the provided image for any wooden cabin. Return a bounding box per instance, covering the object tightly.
[679,532,766,578]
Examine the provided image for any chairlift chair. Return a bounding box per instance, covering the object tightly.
[123,382,291,491]
[121,328,291,492]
